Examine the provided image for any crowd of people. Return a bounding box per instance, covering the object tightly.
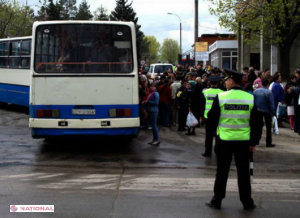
[138,64,300,146]
[138,63,300,210]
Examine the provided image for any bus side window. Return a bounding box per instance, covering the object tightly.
[0,42,8,67]
[8,41,21,68]
[21,40,31,69]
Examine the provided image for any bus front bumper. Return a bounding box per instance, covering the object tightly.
[29,118,140,138]
[29,118,140,128]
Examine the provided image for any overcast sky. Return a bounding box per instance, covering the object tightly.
[23,0,232,53]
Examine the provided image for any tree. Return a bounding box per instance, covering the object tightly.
[35,0,61,21]
[59,0,77,20]
[110,0,145,62]
[47,0,61,20]
[35,0,47,21]
[0,0,34,38]
[160,38,179,64]
[93,5,109,21]
[139,36,150,63]
[143,35,160,63]
[210,0,300,79]
[75,1,93,20]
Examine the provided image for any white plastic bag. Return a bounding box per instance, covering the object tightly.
[186,112,199,127]
[272,116,279,135]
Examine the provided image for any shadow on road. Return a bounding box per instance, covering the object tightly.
[40,137,135,153]
[32,136,168,166]
[0,103,29,115]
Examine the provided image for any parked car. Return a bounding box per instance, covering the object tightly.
[148,63,174,78]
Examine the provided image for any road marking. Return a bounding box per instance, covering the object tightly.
[37,183,79,189]
[3,173,300,193]
[118,177,300,193]
[64,178,118,183]
[36,176,300,193]
[0,173,46,179]
[37,173,66,179]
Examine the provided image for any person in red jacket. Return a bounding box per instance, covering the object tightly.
[158,79,172,127]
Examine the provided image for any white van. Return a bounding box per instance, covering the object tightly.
[148,63,174,78]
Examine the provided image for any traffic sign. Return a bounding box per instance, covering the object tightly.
[196,42,208,52]
[195,52,209,61]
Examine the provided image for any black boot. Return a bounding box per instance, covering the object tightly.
[190,127,196,135]
[205,196,222,209]
[185,128,192,135]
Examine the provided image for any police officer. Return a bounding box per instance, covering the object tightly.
[205,69,259,210]
[202,75,224,157]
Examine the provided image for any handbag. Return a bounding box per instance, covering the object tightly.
[186,112,199,127]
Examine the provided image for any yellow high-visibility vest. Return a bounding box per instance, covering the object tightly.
[203,88,224,118]
[217,90,254,141]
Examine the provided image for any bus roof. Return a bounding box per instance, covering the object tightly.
[0,36,32,42]
[33,20,135,28]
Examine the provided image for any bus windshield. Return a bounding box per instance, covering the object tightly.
[34,24,133,73]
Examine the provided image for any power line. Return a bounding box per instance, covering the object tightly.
[198,24,232,32]
[186,2,194,32]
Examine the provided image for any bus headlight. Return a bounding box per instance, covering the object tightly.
[109,109,116,117]
[36,109,60,118]
[124,109,131,117]
[52,109,60,118]
[109,109,131,117]
[37,109,44,118]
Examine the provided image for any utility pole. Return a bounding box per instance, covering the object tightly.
[238,22,241,72]
[194,0,198,65]
[167,13,182,55]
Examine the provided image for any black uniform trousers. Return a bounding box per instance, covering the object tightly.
[257,111,272,146]
[214,141,254,207]
[204,120,216,155]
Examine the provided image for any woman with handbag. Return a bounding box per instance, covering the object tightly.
[142,83,160,146]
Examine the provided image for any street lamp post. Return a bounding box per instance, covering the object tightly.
[167,13,182,55]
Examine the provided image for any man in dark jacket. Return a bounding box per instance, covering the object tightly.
[158,80,172,127]
[196,64,206,77]
[253,79,276,147]
[176,81,191,131]
[291,78,300,135]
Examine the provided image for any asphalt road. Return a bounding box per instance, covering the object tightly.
[0,104,300,218]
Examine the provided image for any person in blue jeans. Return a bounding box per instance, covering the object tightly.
[142,83,160,145]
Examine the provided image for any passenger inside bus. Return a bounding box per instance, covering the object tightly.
[87,38,119,72]
[63,38,84,72]
[21,58,30,68]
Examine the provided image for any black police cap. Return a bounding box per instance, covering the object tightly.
[208,75,221,82]
[223,69,243,80]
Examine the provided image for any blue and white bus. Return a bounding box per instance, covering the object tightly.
[0,36,31,107]
[29,21,139,138]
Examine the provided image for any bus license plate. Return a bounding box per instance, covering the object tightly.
[72,109,96,115]
[101,121,111,126]
[58,121,68,127]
